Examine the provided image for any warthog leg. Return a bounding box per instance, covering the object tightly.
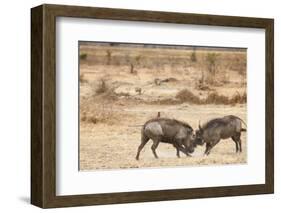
[204,143,212,155]
[173,144,180,158]
[231,133,242,153]
[135,135,149,160]
[204,140,219,155]
[176,147,180,158]
[231,136,239,153]
[174,142,191,157]
[238,139,242,152]
[151,139,160,159]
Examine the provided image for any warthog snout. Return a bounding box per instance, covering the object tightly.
[187,146,195,154]
[194,129,205,146]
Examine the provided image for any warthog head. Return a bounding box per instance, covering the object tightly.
[182,133,195,154]
[194,122,205,146]
[186,142,195,153]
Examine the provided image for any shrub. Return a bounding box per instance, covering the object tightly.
[229,91,247,104]
[175,89,201,104]
[80,53,87,60]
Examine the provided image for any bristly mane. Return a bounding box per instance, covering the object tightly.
[202,115,244,129]
[145,117,193,130]
[203,118,228,129]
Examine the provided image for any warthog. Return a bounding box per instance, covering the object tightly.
[135,118,194,160]
[194,115,247,155]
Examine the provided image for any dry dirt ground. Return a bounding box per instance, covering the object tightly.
[79,43,247,171]
[80,103,247,170]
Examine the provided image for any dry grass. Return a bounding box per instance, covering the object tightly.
[80,104,247,170]
[81,109,114,125]
[204,92,230,104]
[204,91,247,105]
[80,98,119,125]
[174,89,247,105]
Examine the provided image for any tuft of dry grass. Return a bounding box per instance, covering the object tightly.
[95,78,108,94]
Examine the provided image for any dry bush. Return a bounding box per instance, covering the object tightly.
[80,53,87,60]
[151,98,182,105]
[175,89,201,104]
[220,72,230,84]
[229,54,247,75]
[204,91,247,105]
[161,77,178,83]
[95,78,108,94]
[229,91,247,104]
[88,108,112,124]
[196,81,213,91]
[204,53,219,85]
[241,91,247,102]
[173,89,247,105]
[135,87,142,95]
[116,91,130,97]
[154,77,178,86]
[79,73,88,84]
[204,92,229,104]
[206,53,219,73]
[130,63,137,74]
[205,74,216,85]
[82,110,112,124]
[99,89,119,101]
[80,99,118,125]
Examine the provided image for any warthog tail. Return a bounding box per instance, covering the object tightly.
[230,115,247,128]
[237,117,247,132]
[240,119,247,128]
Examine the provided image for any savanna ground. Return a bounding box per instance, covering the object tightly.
[79,42,247,171]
